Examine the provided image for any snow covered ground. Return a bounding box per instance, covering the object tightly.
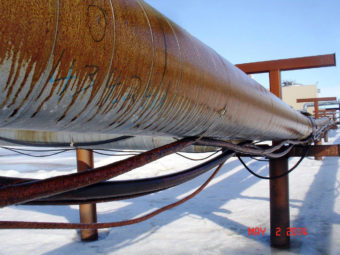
[1,130,340,255]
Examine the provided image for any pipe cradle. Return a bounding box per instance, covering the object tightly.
[0,0,312,141]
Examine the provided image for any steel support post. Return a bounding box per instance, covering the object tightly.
[76,149,98,241]
[269,70,290,248]
[269,70,282,97]
[324,132,329,143]
[269,157,290,247]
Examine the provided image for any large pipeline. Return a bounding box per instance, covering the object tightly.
[0,0,312,142]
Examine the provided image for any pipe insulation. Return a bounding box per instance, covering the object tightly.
[0,0,312,141]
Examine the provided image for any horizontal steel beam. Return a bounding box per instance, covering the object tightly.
[235,144,340,157]
[288,145,340,157]
[297,97,337,103]
[236,54,336,74]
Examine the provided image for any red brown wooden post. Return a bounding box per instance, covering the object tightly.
[236,54,336,248]
[76,149,98,241]
[269,70,290,247]
[269,70,282,97]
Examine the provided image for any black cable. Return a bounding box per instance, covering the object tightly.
[1,147,72,152]
[0,147,142,158]
[0,135,134,148]
[198,138,297,158]
[250,156,269,162]
[1,147,71,157]
[1,146,140,153]
[237,145,311,180]
[175,150,221,161]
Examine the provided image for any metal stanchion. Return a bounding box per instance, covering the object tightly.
[76,149,98,241]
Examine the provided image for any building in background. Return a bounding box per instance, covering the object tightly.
[281,81,318,114]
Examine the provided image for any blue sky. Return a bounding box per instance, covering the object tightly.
[144,0,339,97]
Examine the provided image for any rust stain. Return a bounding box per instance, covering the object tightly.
[0,0,312,141]
[0,1,57,108]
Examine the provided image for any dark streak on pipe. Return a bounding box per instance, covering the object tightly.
[0,0,313,142]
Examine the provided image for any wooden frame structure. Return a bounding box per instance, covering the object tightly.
[296,97,337,159]
[0,54,337,249]
[296,97,337,119]
[236,53,337,248]
[30,54,339,245]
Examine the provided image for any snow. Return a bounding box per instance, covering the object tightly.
[1,130,340,255]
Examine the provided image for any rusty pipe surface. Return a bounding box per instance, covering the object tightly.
[0,0,312,141]
[0,138,194,207]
